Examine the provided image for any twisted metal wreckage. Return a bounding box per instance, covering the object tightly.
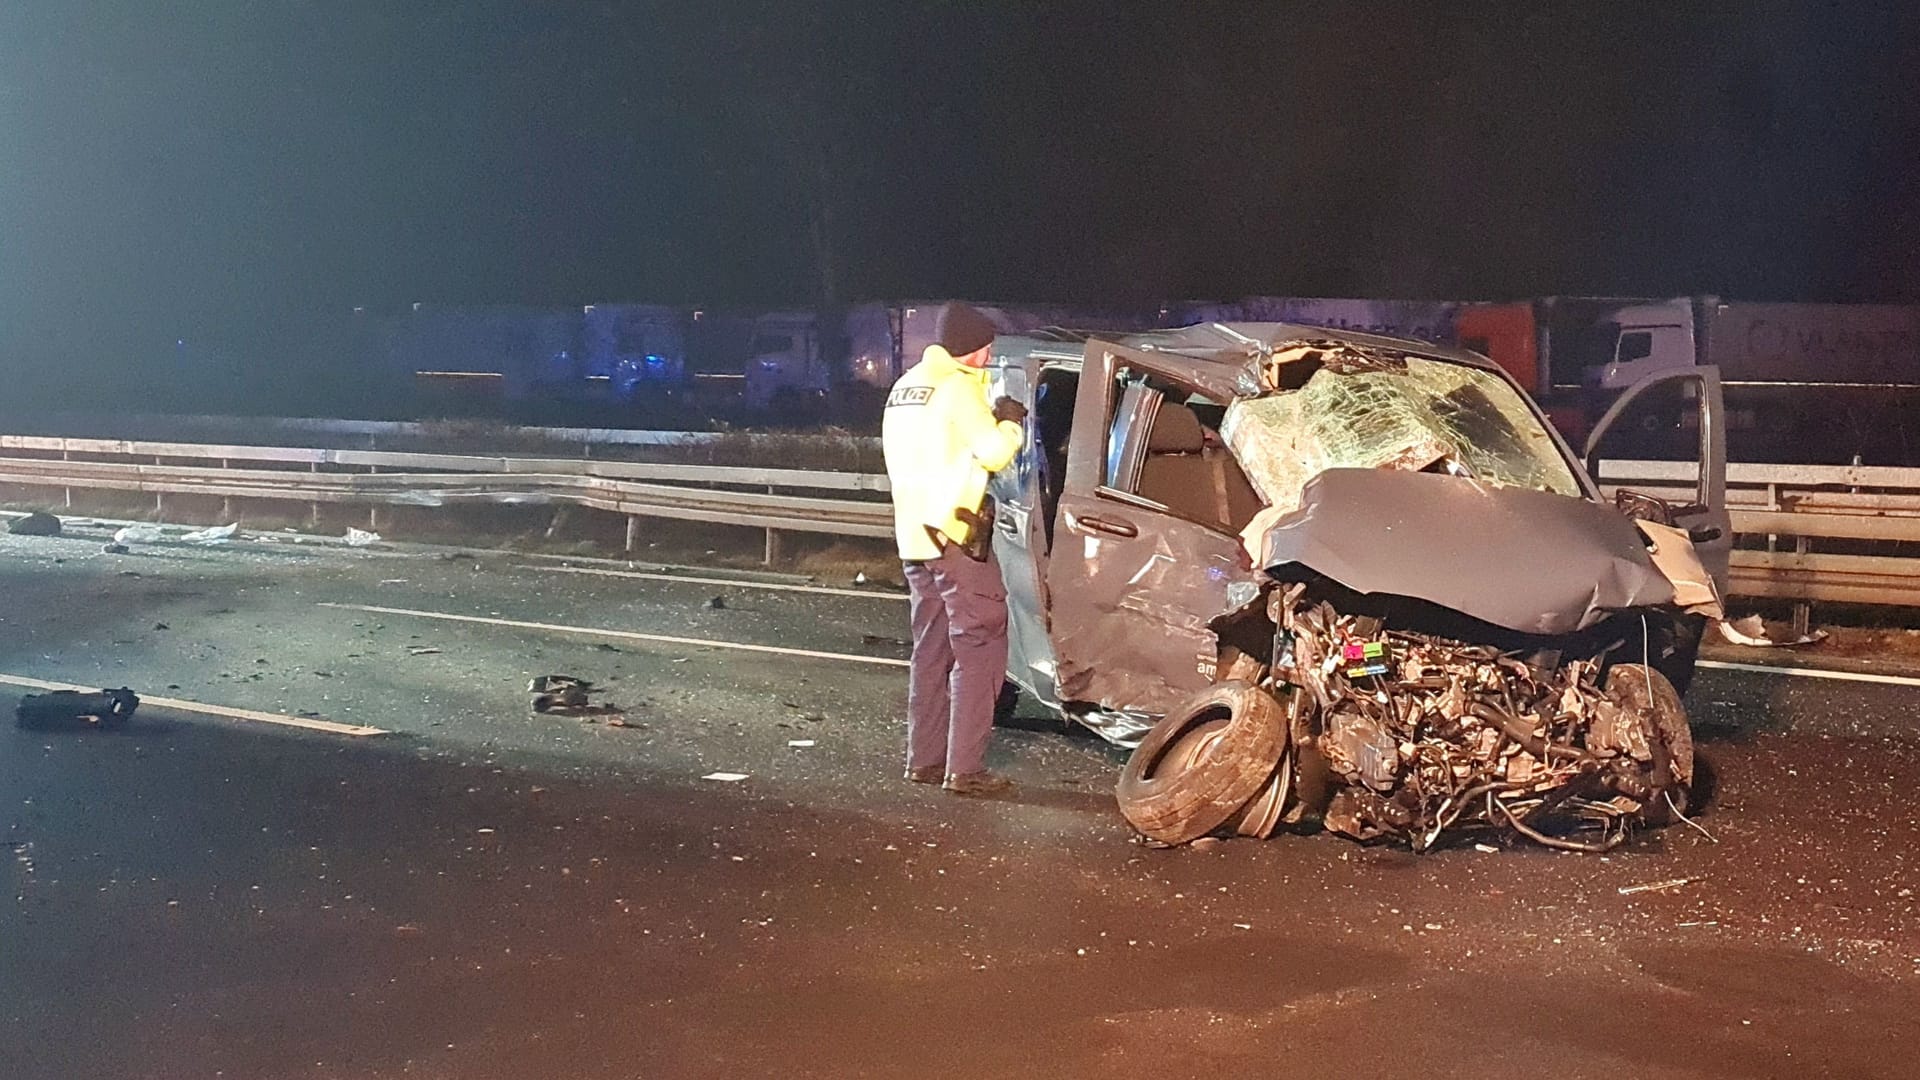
[1103,336,1723,852]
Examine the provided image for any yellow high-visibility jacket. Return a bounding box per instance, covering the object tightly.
[881,345,1025,561]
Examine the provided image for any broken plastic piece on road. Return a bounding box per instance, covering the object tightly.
[787,739,816,748]
[112,524,165,545]
[529,674,594,713]
[7,512,62,537]
[1617,876,1705,895]
[16,688,140,730]
[1473,843,1500,854]
[344,527,381,547]
[180,523,239,544]
[405,646,441,656]
[702,772,750,782]
[1717,614,1828,648]
[102,543,129,555]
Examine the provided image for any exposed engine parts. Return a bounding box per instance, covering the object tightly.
[1118,584,1696,853]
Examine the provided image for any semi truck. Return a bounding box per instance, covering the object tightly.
[1457,297,1920,463]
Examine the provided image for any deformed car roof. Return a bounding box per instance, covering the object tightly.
[1003,321,1596,498]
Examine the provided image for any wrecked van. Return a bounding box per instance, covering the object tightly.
[983,323,1730,851]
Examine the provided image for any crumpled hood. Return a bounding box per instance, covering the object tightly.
[1258,468,1675,635]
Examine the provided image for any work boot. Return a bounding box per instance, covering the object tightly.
[904,765,945,785]
[942,771,1014,797]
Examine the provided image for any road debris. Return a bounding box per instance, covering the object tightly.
[16,688,140,731]
[704,595,728,610]
[180,523,239,544]
[101,542,130,554]
[528,674,631,725]
[787,739,816,748]
[344,527,381,547]
[1717,614,1828,647]
[112,524,165,545]
[8,511,62,536]
[404,646,441,656]
[1618,875,1705,895]
[701,772,750,782]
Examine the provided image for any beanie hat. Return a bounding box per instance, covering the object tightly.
[933,302,998,358]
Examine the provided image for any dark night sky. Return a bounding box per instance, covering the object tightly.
[4,1,1920,374]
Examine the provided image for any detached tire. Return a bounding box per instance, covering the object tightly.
[1116,681,1287,845]
[1605,662,1695,821]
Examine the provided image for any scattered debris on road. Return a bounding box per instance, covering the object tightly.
[704,595,728,610]
[101,542,129,554]
[344,527,381,547]
[529,674,594,713]
[701,772,750,782]
[1718,614,1829,648]
[788,739,816,748]
[112,524,165,545]
[16,687,141,731]
[528,674,632,725]
[1618,875,1706,895]
[8,512,62,536]
[180,523,239,544]
[404,646,441,656]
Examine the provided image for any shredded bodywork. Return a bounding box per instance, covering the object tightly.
[1272,586,1691,852]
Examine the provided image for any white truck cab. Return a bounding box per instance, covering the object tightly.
[1595,299,1699,389]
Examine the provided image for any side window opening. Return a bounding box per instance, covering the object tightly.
[1034,367,1078,550]
[1617,330,1654,364]
[1104,367,1263,534]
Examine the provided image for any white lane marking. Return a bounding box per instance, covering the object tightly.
[318,602,912,668]
[0,673,386,736]
[1697,659,1920,688]
[529,564,907,601]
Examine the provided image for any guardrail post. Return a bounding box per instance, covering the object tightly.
[764,527,782,565]
[1792,533,1813,638]
[624,514,639,553]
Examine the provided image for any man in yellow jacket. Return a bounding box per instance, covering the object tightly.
[882,302,1027,796]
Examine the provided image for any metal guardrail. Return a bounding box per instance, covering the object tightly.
[3,435,1918,605]
[0,436,893,559]
[6,412,884,452]
[1600,460,1920,607]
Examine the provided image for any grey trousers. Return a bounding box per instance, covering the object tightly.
[902,545,1009,776]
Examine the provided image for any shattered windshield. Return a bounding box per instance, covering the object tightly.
[1221,354,1582,515]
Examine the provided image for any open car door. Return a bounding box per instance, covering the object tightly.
[1583,366,1732,593]
[1044,341,1263,728]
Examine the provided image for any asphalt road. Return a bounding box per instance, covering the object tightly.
[2,523,1919,1079]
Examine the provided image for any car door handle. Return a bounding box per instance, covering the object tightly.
[1072,513,1138,538]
